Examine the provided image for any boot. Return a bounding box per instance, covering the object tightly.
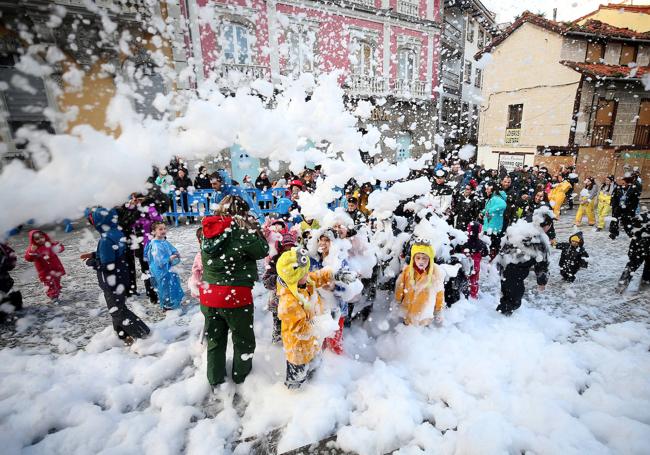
[616,268,632,294]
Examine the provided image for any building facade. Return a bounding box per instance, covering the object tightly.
[475,11,650,196]
[0,0,188,167]
[439,0,496,153]
[185,0,443,181]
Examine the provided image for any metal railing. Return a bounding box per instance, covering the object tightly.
[216,63,271,89]
[397,0,419,17]
[393,79,428,98]
[54,0,145,13]
[633,124,650,146]
[591,124,613,146]
[443,20,463,43]
[347,74,387,97]
[348,0,376,8]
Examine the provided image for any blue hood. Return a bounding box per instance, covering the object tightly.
[90,207,119,233]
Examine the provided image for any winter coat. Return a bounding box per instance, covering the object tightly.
[627,212,650,261]
[174,175,193,192]
[24,230,66,282]
[501,187,520,228]
[255,176,272,191]
[132,205,163,249]
[612,184,640,218]
[482,192,507,234]
[430,181,454,219]
[188,251,204,298]
[277,268,332,365]
[395,264,444,326]
[0,243,17,294]
[201,216,269,287]
[145,239,184,309]
[155,174,174,194]
[194,173,211,190]
[497,219,550,286]
[87,207,129,294]
[452,193,481,231]
[556,232,588,278]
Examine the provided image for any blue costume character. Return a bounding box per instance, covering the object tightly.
[145,239,185,310]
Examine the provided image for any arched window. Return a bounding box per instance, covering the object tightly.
[353,41,375,76]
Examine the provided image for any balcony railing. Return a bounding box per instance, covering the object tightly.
[393,79,428,98]
[347,74,387,97]
[633,124,650,146]
[591,124,613,146]
[348,0,376,8]
[54,0,145,14]
[397,0,419,17]
[443,20,463,46]
[217,63,271,90]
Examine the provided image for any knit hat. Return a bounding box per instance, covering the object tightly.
[408,242,435,286]
[276,248,311,304]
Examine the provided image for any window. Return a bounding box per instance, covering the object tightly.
[592,98,617,146]
[472,104,480,138]
[466,19,474,43]
[353,41,376,76]
[478,29,485,49]
[461,102,469,124]
[397,48,416,80]
[474,68,482,88]
[619,43,638,66]
[507,104,523,129]
[463,60,472,84]
[633,99,650,146]
[222,22,251,65]
[585,41,604,64]
[287,27,316,74]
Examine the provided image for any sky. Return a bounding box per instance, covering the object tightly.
[481,0,650,24]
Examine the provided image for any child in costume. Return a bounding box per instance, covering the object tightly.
[556,232,588,282]
[145,222,184,310]
[24,230,66,302]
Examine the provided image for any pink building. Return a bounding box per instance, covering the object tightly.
[184,0,442,178]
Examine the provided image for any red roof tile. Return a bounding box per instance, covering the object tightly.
[475,12,650,60]
[560,61,650,80]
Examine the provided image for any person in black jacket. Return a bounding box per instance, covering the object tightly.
[194,165,212,190]
[500,176,520,230]
[496,208,553,315]
[616,211,650,293]
[452,184,481,231]
[174,168,195,223]
[610,176,640,239]
[0,242,22,323]
[556,232,588,282]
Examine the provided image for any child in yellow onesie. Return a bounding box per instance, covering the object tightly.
[276,247,334,389]
[395,242,445,327]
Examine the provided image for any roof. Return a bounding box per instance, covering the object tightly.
[573,3,650,24]
[475,11,650,59]
[560,61,650,80]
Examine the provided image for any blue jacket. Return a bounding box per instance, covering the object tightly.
[482,192,507,234]
[145,239,184,309]
[91,207,126,265]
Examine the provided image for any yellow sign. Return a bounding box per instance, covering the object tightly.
[505,128,521,144]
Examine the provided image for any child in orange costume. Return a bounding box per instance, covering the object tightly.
[395,242,445,326]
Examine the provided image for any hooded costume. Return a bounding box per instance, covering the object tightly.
[549,180,572,218]
[276,248,333,388]
[145,236,184,310]
[85,207,150,341]
[556,232,588,282]
[24,230,66,300]
[597,177,615,230]
[395,243,445,326]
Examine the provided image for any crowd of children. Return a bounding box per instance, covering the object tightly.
[1,157,648,393]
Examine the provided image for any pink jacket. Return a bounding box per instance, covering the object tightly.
[187,251,203,298]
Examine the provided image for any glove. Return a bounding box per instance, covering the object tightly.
[334,268,358,284]
[434,311,443,327]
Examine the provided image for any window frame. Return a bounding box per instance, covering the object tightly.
[397,47,417,81]
[585,41,605,64]
[221,21,254,65]
[507,104,523,129]
[474,68,482,88]
[466,18,474,43]
[463,59,472,84]
[619,43,638,66]
[286,25,317,74]
[352,39,377,76]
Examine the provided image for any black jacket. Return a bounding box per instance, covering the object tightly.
[194,173,211,190]
[174,175,193,192]
[452,193,482,231]
[557,232,588,277]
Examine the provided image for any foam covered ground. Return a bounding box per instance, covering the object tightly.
[1,215,649,455]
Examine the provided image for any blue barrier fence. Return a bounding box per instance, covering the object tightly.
[164,188,296,226]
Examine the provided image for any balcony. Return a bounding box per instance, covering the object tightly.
[442,20,463,49]
[393,79,428,99]
[591,124,613,146]
[441,69,461,95]
[216,63,271,91]
[397,0,419,17]
[347,0,376,8]
[633,124,650,146]
[53,0,145,14]
[346,74,388,97]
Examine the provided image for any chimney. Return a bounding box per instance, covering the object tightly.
[552,8,557,21]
